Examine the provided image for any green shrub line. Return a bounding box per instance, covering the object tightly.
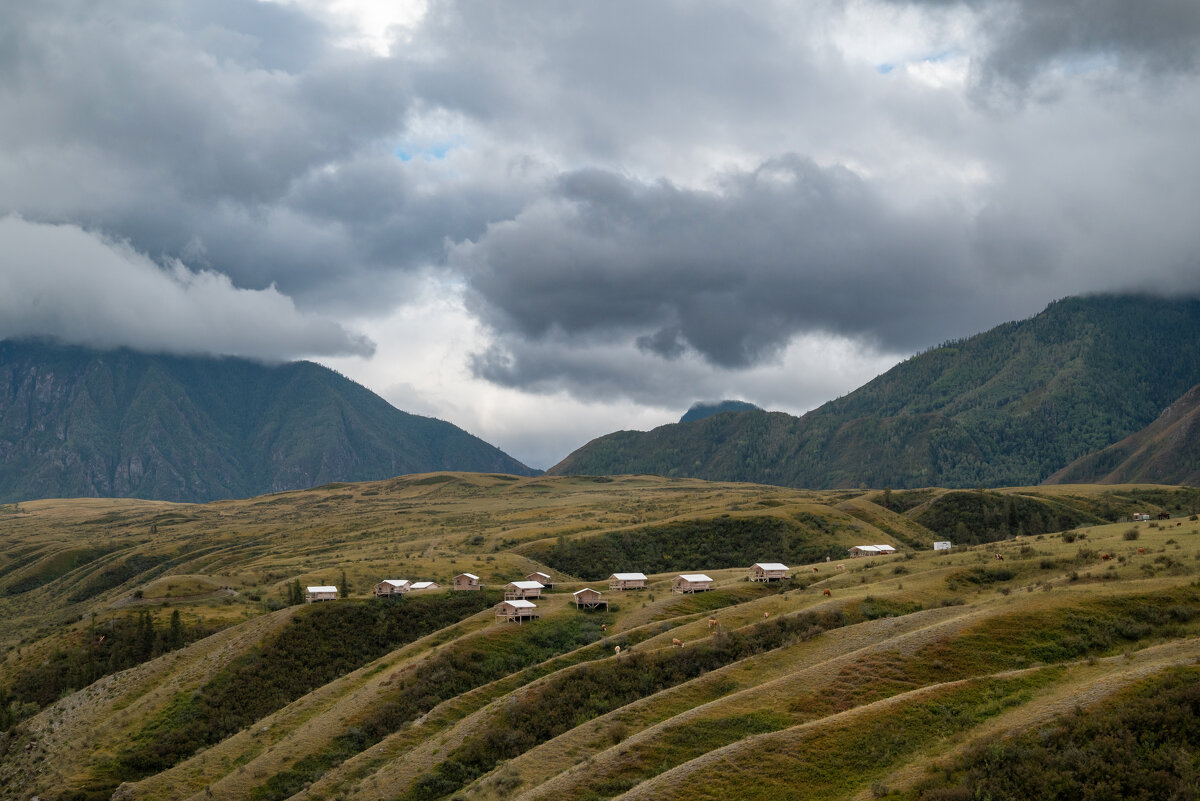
[404,601,923,801]
[105,593,496,785]
[527,516,847,581]
[904,664,1200,801]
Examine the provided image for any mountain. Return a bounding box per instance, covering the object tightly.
[0,340,536,503]
[549,294,1200,488]
[679,399,761,423]
[1046,384,1200,486]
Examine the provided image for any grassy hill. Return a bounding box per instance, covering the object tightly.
[549,294,1200,488]
[1046,383,1200,486]
[0,340,535,503]
[3,474,1200,801]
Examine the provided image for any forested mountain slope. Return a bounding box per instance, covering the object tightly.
[550,295,1200,488]
[0,340,535,503]
[1046,383,1200,486]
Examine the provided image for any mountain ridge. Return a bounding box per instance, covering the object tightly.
[0,339,536,503]
[549,294,1200,488]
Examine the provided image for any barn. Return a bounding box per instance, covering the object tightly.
[572,587,608,610]
[505,580,545,600]
[749,562,790,582]
[453,573,482,591]
[373,579,411,597]
[672,574,714,593]
[608,572,648,590]
[305,585,338,603]
[496,599,539,623]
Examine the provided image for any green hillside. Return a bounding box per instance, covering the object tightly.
[549,294,1200,488]
[1047,383,1200,486]
[2,475,1200,801]
[0,340,536,503]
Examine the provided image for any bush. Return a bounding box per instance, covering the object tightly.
[1123,528,1140,541]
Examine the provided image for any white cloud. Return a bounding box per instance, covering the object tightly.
[0,216,373,360]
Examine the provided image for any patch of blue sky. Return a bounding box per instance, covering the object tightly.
[395,142,456,162]
[876,63,894,74]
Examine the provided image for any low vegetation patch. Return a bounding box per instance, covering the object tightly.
[906,664,1200,801]
[529,516,844,581]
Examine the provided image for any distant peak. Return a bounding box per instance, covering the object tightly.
[680,400,761,423]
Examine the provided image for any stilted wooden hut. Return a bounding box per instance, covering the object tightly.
[572,587,608,610]
[672,574,714,593]
[505,580,544,600]
[306,585,338,603]
[525,571,553,587]
[848,545,897,558]
[608,572,648,590]
[373,579,411,597]
[749,563,790,582]
[409,581,440,591]
[496,599,539,623]
[453,573,482,591]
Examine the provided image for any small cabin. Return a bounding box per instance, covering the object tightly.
[409,581,440,591]
[572,587,608,610]
[1133,513,1151,522]
[453,573,482,591]
[374,579,410,597]
[933,541,952,551]
[848,545,897,558]
[505,580,544,600]
[672,574,714,593]
[496,599,539,623]
[749,562,790,582]
[609,572,648,591]
[525,571,553,587]
[306,585,338,603]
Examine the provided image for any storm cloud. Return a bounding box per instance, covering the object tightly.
[2,0,1199,464]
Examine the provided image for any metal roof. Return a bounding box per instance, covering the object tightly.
[677,574,713,582]
[610,572,647,580]
[508,580,545,589]
[753,563,789,571]
[456,573,480,580]
[307,586,338,593]
[503,599,537,609]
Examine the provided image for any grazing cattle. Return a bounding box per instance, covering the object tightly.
[836,564,846,572]
[707,618,718,628]
[763,611,769,619]
[1178,522,1183,527]
[601,623,607,632]
[822,589,832,597]
[614,645,621,657]
[1101,553,1111,560]
[1138,547,1146,554]
[671,638,684,648]
[812,566,819,573]
[994,553,1004,561]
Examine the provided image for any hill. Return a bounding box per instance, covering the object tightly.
[678,400,760,423]
[1,475,1199,801]
[549,294,1200,488]
[0,340,535,503]
[1046,384,1200,486]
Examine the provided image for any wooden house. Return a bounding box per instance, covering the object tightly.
[373,579,410,597]
[409,581,440,591]
[306,585,338,603]
[453,573,482,591]
[672,574,714,593]
[496,599,539,623]
[749,562,790,582]
[505,580,544,600]
[848,545,897,558]
[525,570,553,587]
[608,572,648,590]
[572,587,608,610]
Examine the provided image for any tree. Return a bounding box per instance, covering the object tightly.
[168,610,185,650]
[340,570,351,598]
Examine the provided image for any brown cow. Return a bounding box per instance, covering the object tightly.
[671,638,684,648]
[812,566,819,573]
[1138,547,1146,554]
[763,611,769,619]
[707,617,718,629]
[601,623,607,632]
[994,553,1004,561]
[1101,553,1111,560]
[822,589,832,597]
[836,563,846,571]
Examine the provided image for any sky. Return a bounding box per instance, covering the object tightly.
[2,0,1199,469]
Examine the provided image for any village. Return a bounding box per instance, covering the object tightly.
[301,543,907,625]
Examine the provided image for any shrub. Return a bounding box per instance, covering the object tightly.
[1123,528,1140,541]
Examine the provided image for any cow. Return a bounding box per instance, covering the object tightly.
[601,623,607,632]
[812,566,819,573]
[763,611,770,619]
[1101,553,1111,560]
[1138,547,1146,554]
[994,553,1004,561]
[822,589,832,597]
[672,638,684,648]
[707,617,718,629]
[836,564,846,572]
[614,645,621,657]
